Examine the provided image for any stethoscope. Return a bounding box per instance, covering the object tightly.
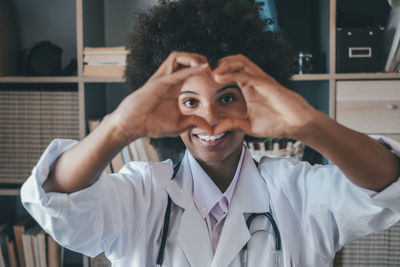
[156,161,282,267]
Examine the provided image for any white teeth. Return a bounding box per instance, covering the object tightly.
[197,132,226,141]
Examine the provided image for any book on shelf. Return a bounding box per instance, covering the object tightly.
[22,224,47,267]
[13,220,62,267]
[0,221,63,267]
[83,46,127,64]
[111,152,125,173]
[88,117,124,172]
[128,138,159,162]
[4,229,18,267]
[129,139,148,161]
[83,46,128,55]
[13,217,35,267]
[84,54,127,64]
[143,138,159,162]
[47,235,61,267]
[120,146,132,164]
[83,46,128,78]
[0,245,5,267]
[87,118,160,174]
[83,65,125,78]
[0,223,11,267]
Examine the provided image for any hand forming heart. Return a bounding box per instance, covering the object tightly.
[112,51,318,143]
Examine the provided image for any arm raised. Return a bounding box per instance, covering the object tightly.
[43,52,212,193]
[212,54,399,192]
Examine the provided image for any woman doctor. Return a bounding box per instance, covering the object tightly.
[21,0,400,266]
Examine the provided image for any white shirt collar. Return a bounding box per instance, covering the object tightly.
[187,146,246,218]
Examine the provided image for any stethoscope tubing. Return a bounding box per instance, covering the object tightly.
[156,161,282,266]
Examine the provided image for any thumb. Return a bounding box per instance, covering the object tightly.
[178,115,214,135]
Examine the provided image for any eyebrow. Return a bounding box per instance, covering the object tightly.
[179,84,240,96]
[216,84,240,94]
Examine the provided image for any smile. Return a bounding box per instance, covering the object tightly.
[196,132,226,141]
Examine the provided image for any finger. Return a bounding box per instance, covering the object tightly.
[158,63,210,87]
[178,115,214,135]
[213,117,251,135]
[151,52,209,80]
[213,60,245,74]
[175,53,208,68]
[214,54,265,76]
[213,70,255,89]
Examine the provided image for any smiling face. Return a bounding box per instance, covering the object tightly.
[179,73,247,164]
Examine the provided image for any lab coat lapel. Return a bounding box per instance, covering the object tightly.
[211,150,270,267]
[166,154,213,267]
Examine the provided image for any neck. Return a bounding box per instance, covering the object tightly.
[196,146,243,192]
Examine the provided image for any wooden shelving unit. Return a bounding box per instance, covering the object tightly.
[0,0,398,266]
[0,0,396,178]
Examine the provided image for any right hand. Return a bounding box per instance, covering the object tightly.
[111,51,214,142]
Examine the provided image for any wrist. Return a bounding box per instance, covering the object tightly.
[291,110,329,146]
[101,113,141,147]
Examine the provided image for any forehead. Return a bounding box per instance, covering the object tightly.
[180,73,229,93]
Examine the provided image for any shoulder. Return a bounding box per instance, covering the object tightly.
[258,156,312,180]
[114,159,175,188]
[257,156,341,192]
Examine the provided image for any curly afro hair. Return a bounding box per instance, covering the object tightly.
[125,0,294,162]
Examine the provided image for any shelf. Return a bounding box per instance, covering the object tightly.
[1,74,398,84]
[0,76,79,83]
[292,73,400,81]
[292,74,331,80]
[334,73,400,80]
[83,76,125,83]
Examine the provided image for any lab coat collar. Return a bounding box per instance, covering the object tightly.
[166,149,271,267]
[166,152,213,267]
[212,148,271,267]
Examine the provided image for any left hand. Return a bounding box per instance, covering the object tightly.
[212,54,319,138]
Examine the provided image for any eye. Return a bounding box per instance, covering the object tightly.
[220,94,235,104]
[183,98,198,107]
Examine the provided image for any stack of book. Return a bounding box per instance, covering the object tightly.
[83,46,128,78]
[88,119,159,173]
[0,217,62,267]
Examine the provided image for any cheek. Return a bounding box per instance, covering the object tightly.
[179,130,191,146]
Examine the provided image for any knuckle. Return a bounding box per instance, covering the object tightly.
[237,54,247,60]
[170,51,180,57]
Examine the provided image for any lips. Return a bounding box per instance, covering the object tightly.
[193,131,227,146]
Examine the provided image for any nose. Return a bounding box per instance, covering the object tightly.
[200,104,221,127]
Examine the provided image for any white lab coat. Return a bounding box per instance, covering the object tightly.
[21,137,400,267]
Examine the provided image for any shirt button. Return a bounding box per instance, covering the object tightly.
[201,208,207,216]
